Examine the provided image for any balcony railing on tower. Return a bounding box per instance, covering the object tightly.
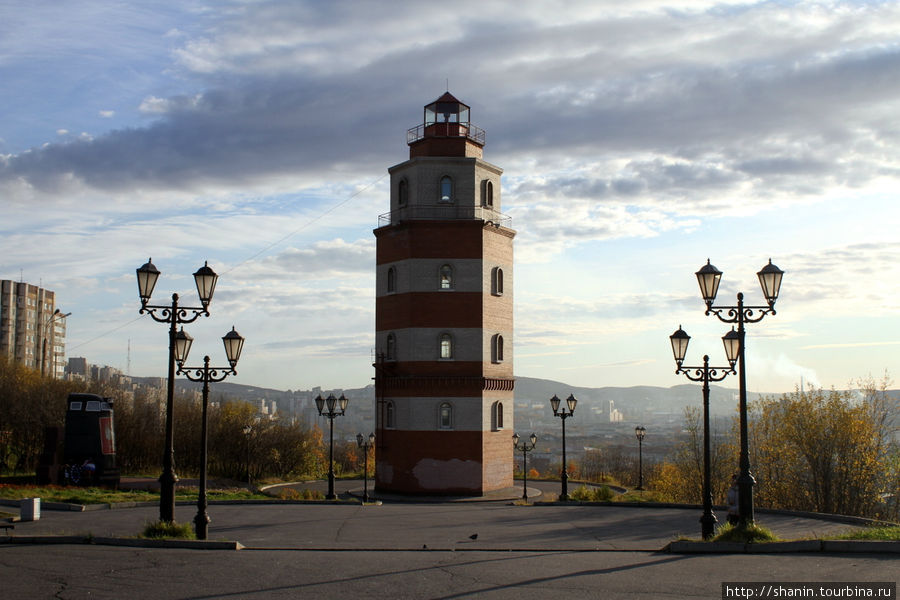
[407,121,486,146]
[378,204,511,228]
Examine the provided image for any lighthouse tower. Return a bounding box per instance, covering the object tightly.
[374,93,515,495]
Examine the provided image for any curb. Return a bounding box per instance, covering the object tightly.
[667,540,900,554]
[0,534,243,550]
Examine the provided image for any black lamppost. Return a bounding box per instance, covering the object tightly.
[242,424,252,488]
[175,326,245,540]
[696,258,783,526]
[316,393,349,500]
[512,432,537,501]
[136,258,218,523]
[356,432,375,503]
[634,426,646,490]
[670,325,740,539]
[550,394,577,501]
[42,308,71,377]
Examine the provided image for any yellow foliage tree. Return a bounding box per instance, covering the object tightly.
[750,386,890,517]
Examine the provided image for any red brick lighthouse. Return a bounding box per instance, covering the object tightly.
[373,93,515,495]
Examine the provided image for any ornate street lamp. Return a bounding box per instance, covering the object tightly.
[136,258,218,523]
[550,394,577,501]
[512,432,537,501]
[670,325,739,539]
[696,258,783,526]
[176,326,245,540]
[357,433,376,503]
[634,426,646,490]
[316,393,349,500]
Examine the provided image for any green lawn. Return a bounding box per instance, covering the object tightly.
[0,483,270,505]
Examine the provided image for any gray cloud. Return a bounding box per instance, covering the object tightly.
[2,0,898,215]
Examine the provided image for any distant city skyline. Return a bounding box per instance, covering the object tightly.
[2,1,898,394]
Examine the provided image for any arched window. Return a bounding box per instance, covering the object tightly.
[492,267,504,296]
[398,179,408,206]
[440,176,453,203]
[386,401,395,429]
[439,264,453,290]
[439,402,453,429]
[482,180,494,207]
[440,333,453,359]
[386,333,396,361]
[387,266,396,293]
[496,402,504,429]
[492,334,504,363]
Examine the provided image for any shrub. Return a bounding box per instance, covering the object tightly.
[141,520,195,539]
[275,487,323,500]
[300,488,324,500]
[569,485,593,501]
[569,485,614,502]
[593,485,614,502]
[276,488,301,500]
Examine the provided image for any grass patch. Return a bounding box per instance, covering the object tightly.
[615,490,668,503]
[569,485,615,502]
[713,522,780,543]
[141,520,195,540]
[827,526,900,541]
[0,484,269,505]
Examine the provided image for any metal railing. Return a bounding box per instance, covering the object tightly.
[407,122,486,146]
[377,204,511,228]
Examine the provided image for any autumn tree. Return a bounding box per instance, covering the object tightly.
[0,358,83,473]
[649,406,734,502]
[750,384,897,518]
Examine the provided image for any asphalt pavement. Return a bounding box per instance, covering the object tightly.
[2,481,897,600]
[2,479,871,551]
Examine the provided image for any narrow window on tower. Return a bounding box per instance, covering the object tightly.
[387,266,396,293]
[398,178,408,207]
[495,402,504,430]
[482,179,493,207]
[439,264,453,290]
[439,176,453,203]
[491,267,504,296]
[386,333,396,361]
[492,334,504,363]
[440,333,453,359]
[439,402,453,429]
[385,401,395,429]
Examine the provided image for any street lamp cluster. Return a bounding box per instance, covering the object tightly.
[316,393,349,500]
[357,432,376,503]
[175,326,245,540]
[672,258,783,534]
[136,258,221,523]
[669,325,738,538]
[549,394,577,501]
[512,432,537,501]
[634,426,646,490]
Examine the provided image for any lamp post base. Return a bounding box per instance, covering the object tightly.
[158,470,179,523]
[194,512,210,540]
[700,512,718,540]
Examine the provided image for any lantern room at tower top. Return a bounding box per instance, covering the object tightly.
[407,92,486,159]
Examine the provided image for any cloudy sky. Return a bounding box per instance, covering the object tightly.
[2,0,898,396]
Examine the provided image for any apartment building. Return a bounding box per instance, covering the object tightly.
[0,280,68,378]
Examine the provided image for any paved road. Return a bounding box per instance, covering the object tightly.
[1,544,894,600]
[1,482,894,599]
[6,491,861,551]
